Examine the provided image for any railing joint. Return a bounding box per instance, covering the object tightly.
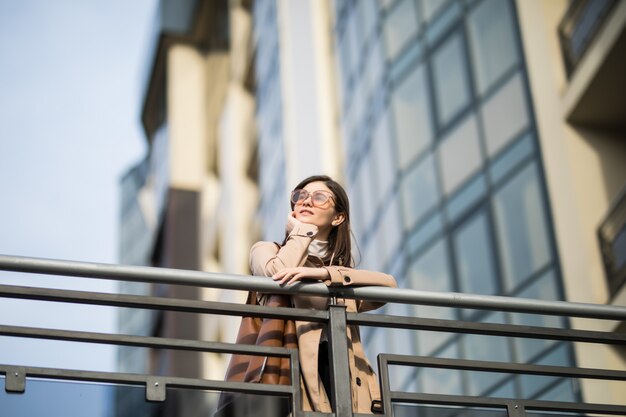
[4,366,26,393]
[146,377,166,402]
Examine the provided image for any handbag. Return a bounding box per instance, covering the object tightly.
[213,291,298,417]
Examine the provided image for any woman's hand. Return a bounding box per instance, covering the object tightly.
[273,267,330,286]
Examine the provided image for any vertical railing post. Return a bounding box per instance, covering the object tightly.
[327,302,353,417]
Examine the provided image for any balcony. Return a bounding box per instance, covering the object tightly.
[1,254,626,417]
[558,0,626,129]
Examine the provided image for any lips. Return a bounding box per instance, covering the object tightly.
[299,209,314,216]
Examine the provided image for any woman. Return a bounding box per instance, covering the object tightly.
[250,175,397,414]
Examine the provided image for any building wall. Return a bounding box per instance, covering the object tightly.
[516,0,626,404]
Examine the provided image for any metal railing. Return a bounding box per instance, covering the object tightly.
[1,254,626,417]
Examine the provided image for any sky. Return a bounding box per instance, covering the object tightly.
[0,1,158,412]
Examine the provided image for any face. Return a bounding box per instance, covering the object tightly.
[292,181,344,240]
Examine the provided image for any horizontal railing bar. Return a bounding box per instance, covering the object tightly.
[1,254,626,320]
[380,353,626,380]
[0,364,292,396]
[0,325,292,357]
[389,392,626,415]
[0,284,329,322]
[349,313,626,345]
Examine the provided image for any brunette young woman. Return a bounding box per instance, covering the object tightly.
[249,175,397,414]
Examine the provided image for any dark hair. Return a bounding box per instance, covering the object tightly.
[287,175,353,267]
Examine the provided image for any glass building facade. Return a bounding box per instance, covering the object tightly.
[253,0,290,243]
[251,0,579,403]
[333,0,576,401]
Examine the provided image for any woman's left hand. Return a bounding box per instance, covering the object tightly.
[273,267,330,286]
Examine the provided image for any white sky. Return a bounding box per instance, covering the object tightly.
[0,0,157,384]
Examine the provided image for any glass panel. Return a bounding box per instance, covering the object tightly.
[431,33,471,126]
[438,114,482,195]
[391,63,434,170]
[425,1,462,45]
[489,133,534,184]
[467,0,518,94]
[452,210,498,295]
[418,344,463,395]
[446,173,487,221]
[371,113,396,198]
[463,312,511,395]
[510,269,565,362]
[381,196,404,265]
[356,152,377,230]
[408,239,455,353]
[481,72,529,157]
[408,212,444,254]
[520,343,572,398]
[392,404,507,417]
[401,154,440,230]
[492,162,551,290]
[383,0,420,60]
[358,0,379,41]
[421,0,451,23]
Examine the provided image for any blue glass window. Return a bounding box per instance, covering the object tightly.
[431,32,471,126]
[400,154,440,230]
[452,210,498,295]
[437,114,482,195]
[467,0,519,95]
[391,63,434,170]
[492,162,552,291]
[383,0,420,60]
[481,72,529,157]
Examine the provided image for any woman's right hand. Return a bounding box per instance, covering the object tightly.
[285,211,298,234]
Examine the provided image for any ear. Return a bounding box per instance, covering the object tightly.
[331,212,346,227]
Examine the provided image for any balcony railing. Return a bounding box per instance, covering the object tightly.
[558,0,617,77]
[1,254,626,417]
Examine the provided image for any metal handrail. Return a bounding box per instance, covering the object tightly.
[1,254,625,320]
[2,253,626,417]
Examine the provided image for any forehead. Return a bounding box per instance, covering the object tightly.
[302,181,332,193]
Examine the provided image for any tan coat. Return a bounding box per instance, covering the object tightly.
[249,220,397,414]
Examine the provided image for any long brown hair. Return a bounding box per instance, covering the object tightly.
[287,175,353,267]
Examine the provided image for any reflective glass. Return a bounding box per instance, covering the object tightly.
[481,72,529,157]
[401,154,440,230]
[492,162,552,290]
[371,113,396,198]
[383,0,420,60]
[393,404,507,417]
[467,0,518,94]
[445,173,487,221]
[489,132,534,184]
[380,196,404,264]
[452,210,498,295]
[510,269,564,362]
[408,239,455,353]
[418,344,463,395]
[357,0,378,41]
[432,33,471,126]
[463,312,511,395]
[407,212,444,255]
[520,343,570,398]
[421,0,451,23]
[438,114,482,195]
[391,64,434,170]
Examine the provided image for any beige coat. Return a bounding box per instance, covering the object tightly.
[249,220,397,414]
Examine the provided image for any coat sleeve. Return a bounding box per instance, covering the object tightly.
[249,221,319,276]
[322,265,397,312]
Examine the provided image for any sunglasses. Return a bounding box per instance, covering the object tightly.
[290,189,335,208]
